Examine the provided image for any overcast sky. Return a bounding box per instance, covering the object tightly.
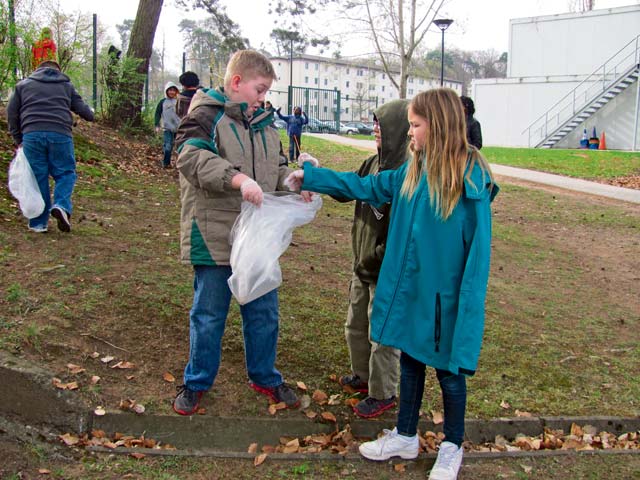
[57,0,638,72]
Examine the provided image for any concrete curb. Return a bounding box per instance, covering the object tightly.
[2,350,638,458]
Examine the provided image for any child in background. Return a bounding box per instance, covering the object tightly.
[154,82,180,168]
[277,106,308,164]
[286,88,498,480]
[176,71,200,119]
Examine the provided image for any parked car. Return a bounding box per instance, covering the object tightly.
[273,119,287,130]
[344,121,374,135]
[304,117,334,133]
[320,120,339,134]
[340,123,358,135]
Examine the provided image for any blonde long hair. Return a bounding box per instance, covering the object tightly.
[401,88,492,220]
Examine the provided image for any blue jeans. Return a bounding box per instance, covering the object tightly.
[162,130,176,167]
[22,131,76,229]
[397,352,467,447]
[183,265,283,391]
[288,134,301,163]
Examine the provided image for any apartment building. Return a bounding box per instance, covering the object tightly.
[268,53,462,122]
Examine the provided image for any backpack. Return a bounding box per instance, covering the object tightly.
[175,93,193,119]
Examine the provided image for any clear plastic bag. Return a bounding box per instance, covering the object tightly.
[228,192,323,305]
[8,147,45,219]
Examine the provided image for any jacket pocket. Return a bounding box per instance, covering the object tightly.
[434,293,442,353]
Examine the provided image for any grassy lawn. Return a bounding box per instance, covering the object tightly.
[0,132,638,422]
[483,146,640,180]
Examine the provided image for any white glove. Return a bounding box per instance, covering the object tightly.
[284,170,304,192]
[297,152,319,168]
[240,178,263,206]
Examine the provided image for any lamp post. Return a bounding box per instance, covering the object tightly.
[289,35,293,114]
[433,18,453,87]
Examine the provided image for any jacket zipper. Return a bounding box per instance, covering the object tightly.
[246,119,256,179]
[434,293,442,353]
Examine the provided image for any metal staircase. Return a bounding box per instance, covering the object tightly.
[523,34,640,148]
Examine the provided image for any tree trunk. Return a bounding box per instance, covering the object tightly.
[114,0,163,127]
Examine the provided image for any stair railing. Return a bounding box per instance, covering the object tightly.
[522,33,640,147]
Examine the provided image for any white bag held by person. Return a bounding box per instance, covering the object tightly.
[8,147,45,219]
[228,192,322,305]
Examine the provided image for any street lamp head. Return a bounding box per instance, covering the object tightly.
[433,18,453,31]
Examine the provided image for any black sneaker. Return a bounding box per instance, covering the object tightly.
[51,207,71,232]
[339,373,368,394]
[250,382,300,408]
[173,385,204,416]
[353,395,397,418]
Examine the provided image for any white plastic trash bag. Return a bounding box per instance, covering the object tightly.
[228,192,323,305]
[8,147,45,219]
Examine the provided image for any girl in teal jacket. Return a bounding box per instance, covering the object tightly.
[286,88,498,480]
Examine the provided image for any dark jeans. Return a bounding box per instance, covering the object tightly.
[396,352,467,447]
[163,130,176,167]
[288,134,301,163]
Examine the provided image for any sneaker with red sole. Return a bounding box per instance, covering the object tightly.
[353,395,397,418]
[172,385,204,415]
[339,373,368,394]
[250,382,300,408]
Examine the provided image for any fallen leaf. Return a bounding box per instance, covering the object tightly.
[163,372,176,383]
[268,404,277,415]
[132,403,145,414]
[321,411,337,423]
[247,442,258,454]
[500,400,511,409]
[305,410,318,419]
[94,406,106,416]
[296,381,307,391]
[328,374,337,382]
[328,394,342,405]
[254,453,268,466]
[126,375,135,380]
[196,407,207,415]
[112,361,135,369]
[100,355,115,364]
[262,445,275,454]
[515,410,532,417]
[130,452,146,459]
[345,398,359,408]
[299,394,311,410]
[431,410,444,425]
[89,352,100,359]
[90,375,101,384]
[67,363,86,375]
[59,433,79,446]
[394,463,406,472]
[38,469,51,474]
[312,390,328,405]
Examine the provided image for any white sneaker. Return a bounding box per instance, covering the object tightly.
[359,427,419,461]
[428,441,463,480]
[28,225,48,233]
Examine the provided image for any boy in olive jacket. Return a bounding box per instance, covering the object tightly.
[338,100,410,418]
[172,50,302,415]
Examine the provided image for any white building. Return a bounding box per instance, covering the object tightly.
[268,53,462,122]
[472,5,640,150]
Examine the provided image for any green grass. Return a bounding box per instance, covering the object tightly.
[483,146,640,179]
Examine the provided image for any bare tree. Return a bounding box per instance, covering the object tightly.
[335,0,444,98]
[568,0,596,12]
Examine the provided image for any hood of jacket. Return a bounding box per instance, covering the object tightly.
[29,67,70,84]
[375,99,410,171]
[164,81,179,96]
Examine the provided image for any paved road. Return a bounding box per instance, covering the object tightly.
[307,133,640,204]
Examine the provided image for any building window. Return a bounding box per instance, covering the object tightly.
[323,106,328,113]
[305,76,309,83]
[305,62,309,69]
[369,84,375,91]
[381,98,385,104]
[324,79,328,86]
[408,77,413,83]
[346,68,350,74]
[345,107,349,113]
[324,92,328,99]
[382,73,386,79]
[356,82,363,89]
[382,85,385,92]
[346,81,350,88]
[315,63,318,70]
[314,78,318,84]
[357,69,364,76]
[419,78,424,85]
[408,88,414,95]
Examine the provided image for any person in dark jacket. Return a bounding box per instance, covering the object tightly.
[277,106,308,164]
[460,96,482,149]
[337,100,410,419]
[7,60,94,233]
[176,71,200,119]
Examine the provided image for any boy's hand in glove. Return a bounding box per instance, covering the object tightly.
[284,170,304,192]
[240,178,263,207]
[297,152,319,168]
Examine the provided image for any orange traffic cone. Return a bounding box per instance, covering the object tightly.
[599,131,607,150]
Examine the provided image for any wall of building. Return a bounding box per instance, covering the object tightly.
[508,5,640,78]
